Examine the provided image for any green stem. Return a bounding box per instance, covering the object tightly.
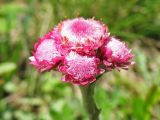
[80,82,101,120]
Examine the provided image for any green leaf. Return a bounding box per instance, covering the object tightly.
[0,18,7,33]
[0,62,16,75]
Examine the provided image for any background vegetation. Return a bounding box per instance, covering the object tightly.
[0,0,160,120]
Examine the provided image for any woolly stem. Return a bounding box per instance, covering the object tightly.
[80,80,101,120]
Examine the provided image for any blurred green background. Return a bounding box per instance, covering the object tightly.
[0,0,160,120]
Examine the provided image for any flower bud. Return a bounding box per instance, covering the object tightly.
[101,37,134,70]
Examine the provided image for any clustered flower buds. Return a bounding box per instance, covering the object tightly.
[29,17,134,85]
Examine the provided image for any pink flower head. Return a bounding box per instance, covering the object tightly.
[58,18,108,55]
[101,37,134,70]
[29,17,134,85]
[59,51,104,85]
[29,31,63,72]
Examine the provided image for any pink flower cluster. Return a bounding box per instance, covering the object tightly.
[29,18,134,85]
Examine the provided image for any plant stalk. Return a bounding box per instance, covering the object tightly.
[80,82,100,120]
